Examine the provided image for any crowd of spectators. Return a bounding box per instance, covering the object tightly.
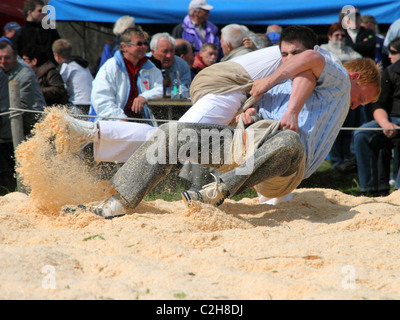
[1,0,400,197]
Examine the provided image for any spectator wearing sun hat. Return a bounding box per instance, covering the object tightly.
[172,0,222,59]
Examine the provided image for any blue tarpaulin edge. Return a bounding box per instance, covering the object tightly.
[47,0,400,25]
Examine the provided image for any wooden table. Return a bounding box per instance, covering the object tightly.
[147,99,192,121]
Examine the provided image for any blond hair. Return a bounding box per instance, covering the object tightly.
[52,39,72,59]
[119,27,146,46]
[343,58,382,102]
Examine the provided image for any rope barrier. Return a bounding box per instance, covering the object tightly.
[3,107,397,131]
[7,107,174,123]
[0,111,12,117]
[340,127,394,131]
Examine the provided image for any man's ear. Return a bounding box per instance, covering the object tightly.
[349,72,361,80]
[32,58,38,67]
[27,9,35,20]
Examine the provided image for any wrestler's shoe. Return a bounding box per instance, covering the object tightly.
[54,114,98,154]
[182,174,229,208]
[62,194,128,219]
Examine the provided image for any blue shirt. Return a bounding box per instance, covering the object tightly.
[99,39,119,68]
[0,36,12,44]
[256,47,351,178]
[146,52,192,98]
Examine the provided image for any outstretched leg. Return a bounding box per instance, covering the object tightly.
[111,122,233,209]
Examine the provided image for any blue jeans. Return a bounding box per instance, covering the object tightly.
[330,107,366,167]
[353,117,400,192]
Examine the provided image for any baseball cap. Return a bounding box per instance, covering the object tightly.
[4,22,21,31]
[189,0,214,11]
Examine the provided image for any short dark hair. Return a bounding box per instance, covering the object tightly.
[200,42,218,52]
[175,42,189,56]
[389,37,400,53]
[21,44,48,66]
[279,25,318,50]
[23,0,44,17]
[0,40,17,56]
[327,22,345,37]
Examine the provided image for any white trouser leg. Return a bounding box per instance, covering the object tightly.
[258,193,293,205]
[94,121,157,163]
[178,92,247,125]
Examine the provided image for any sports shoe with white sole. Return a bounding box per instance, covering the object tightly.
[182,173,229,208]
[62,194,128,219]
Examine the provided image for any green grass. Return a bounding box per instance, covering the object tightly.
[144,160,361,201]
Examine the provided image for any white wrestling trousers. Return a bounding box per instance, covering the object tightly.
[179,92,247,125]
[94,121,157,163]
[94,91,247,162]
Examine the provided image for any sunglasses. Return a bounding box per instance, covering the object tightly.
[389,48,399,55]
[125,41,148,47]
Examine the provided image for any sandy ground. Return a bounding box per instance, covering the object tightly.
[1,108,400,300]
[1,188,400,300]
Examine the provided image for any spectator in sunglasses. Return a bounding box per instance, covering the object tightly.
[388,42,400,64]
[99,15,136,68]
[383,18,400,56]
[90,27,162,123]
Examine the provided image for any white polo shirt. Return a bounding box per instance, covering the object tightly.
[60,61,93,105]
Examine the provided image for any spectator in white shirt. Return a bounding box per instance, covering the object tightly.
[52,39,93,114]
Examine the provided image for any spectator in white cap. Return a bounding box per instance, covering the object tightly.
[0,22,21,45]
[172,0,222,60]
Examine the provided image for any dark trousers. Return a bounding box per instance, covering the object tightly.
[0,142,16,191]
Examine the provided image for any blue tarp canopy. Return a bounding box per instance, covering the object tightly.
[48,0,400,25]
